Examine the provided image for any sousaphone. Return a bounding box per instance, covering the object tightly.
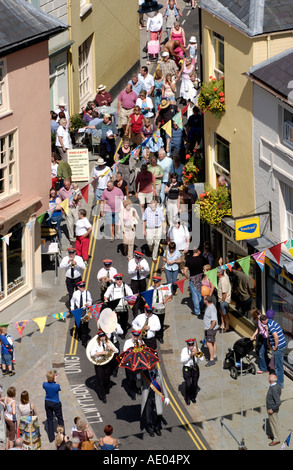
[86,308,118,366]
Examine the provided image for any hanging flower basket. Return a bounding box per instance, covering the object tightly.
[198,77,225,119]
[195,184,231,225]
[182,153,200,185]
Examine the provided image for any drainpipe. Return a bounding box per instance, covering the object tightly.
[267,35,271,60]
[67,0,74,116]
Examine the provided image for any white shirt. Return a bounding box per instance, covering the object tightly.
[128,258,150,280]
[55,107,70,129]
[132,313,160,339]
[51,162,58,178]
[138,73,155,94]
[97,266,117,282]
[180,346,204,367]
[146,13,163,32]
[106,323,124,343]
[149,284,172,307]
[123,337,144,352]
[56,125,70,149]
[70,289,93,311]
[91,165,112,189]
[90,340,118,358]
[104,282,133,310]
[60,255,85,279]
[75,217,92,237]
[167,224,190,251]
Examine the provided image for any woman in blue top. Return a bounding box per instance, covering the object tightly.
[163,241,182,295]
[43,370,64,442]
[48,187,63,239]
[98,424,119,450]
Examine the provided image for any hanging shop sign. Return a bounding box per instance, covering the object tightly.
[235,217,260,241]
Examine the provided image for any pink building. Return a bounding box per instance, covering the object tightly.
[0,0,67,314]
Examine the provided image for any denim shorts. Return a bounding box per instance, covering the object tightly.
[104,211,120,225]
[219,301,229,315]
[1,352,12,367]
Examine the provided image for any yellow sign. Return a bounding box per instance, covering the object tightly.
[67,148,89,182]
[235,217,260,241]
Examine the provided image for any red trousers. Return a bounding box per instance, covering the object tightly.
[75,235,90,261]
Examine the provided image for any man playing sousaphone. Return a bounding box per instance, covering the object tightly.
[90,330,119,404]
[180,338,204,406]
[104,273,133,338]
[148,276,172,345]
[70,280,93,347]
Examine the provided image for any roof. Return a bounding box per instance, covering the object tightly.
[200,0,293,37]
[0,0,68,57]
[246,47,293,100]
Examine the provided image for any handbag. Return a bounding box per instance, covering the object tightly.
[81,432,95,450]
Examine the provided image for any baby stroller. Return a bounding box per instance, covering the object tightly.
[147,40,160,63]
[223,337,256,380]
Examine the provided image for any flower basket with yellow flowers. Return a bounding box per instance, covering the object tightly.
[195,184,232,226]
[182,153,200,186]
[198,77,225,119]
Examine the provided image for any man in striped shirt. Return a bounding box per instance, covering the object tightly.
[260,315,286,388]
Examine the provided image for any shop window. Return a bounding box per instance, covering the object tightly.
[0,223,25,301]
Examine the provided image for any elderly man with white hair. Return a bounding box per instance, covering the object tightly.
[142,199,165,263]
[158,148,173,204]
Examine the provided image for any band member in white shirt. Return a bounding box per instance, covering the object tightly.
[132,306,160,350]
[180,338,204,405]
[90,330,119,404]
[122,330,144,400]
[149,276,172,344]
[70,280,93,347]
[104,273,133,337]
[60,247,86,308]
[97,259,117,301]
[128,251,150,317]
[106,323,124,378]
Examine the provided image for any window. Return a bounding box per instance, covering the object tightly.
[80,0,92,17]
[281,183,293,240]
[0,131,18,198]
[78,36,93,110]
[0,58,10,114]
[0,223,26,301]
[213,133,230,180]
[212,32,224,80]
[282,108,293,150]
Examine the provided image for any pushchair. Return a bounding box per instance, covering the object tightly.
[223,337,256,380]
[147,40,160,63]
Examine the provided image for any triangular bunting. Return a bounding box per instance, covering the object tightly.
[101,299,120,312]
[140,288,154,309]
[251,251,266,271]
[33,316,47,334]
[59,198,69,215]
[205,268,218,289]
[153,129,161,142]
[268,243,283,265]
[81,184,89,204]
[1,233,12,245]
[72,308,84,328]
[89,303,103,321]
[37,213,46,225]
[15,320,29,338]
[285,238,293,257]
[175,278,186,294]
[161,120,172,137]
[172,111,183,129]
[52,312,67,321]
[180,103,189,115]
[26,219,36,233]
[237,256,251,276]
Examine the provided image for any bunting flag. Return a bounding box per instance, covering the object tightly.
[37,212,46,225]
[281,431,292,450]
[141,137,151,147]
[72,308,84,328]
[89,303,103,321]
[285,239,293,257]
[1,233,12,245]
[221,261,235,272]
[33,316,47,334]
[119,152,131,164]
[175,278,186,294]
[237,256,251,277]
[52,312,67,321]
[268,243,283,265]
[59,198,69,215]
[161,120,172,137]
[100,168,111,178]
[101,299,120,312]
[172,111,183,129]
[15,320,29,338]
[180,103,189,115]
[251,251,266,271]
[140,288,154,309]
[205,268,218,289]
[26,219,36,233]
[46,207,55,221]
[125,294,139,307]
[153,129,161,143]
[81,184,89,204]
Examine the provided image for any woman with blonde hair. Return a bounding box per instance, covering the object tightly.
[201,264,215,297]
[54,425,68,450]
[72,418,94,449]
[162,73,176,103]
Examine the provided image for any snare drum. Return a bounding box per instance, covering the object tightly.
[152,303,165,315]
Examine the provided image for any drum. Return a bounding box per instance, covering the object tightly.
[152,303,165,315]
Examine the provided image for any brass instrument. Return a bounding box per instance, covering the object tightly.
[97,308,117,334]
[194,338,204,358]
[81,307,92,323]
[140,317,149,339]
[86,336,116,366]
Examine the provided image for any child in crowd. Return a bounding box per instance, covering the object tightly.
[75,209,92,265]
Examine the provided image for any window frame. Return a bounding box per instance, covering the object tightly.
[212,132,230,183]
[78,35,93,110]
[0,57,11,116]
[0,129,19,200]
[212,32,225,81]
[282,107,293,151]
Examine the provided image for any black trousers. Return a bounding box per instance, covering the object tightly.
[144,389,162,432]
[131,278,146,317]
[77,321,89,346]
[125,369,140,398]
[155,312,165,340]
[66,276,82,304]
[94,363,112,401]
[45,400,64,442]
[183,365,199,401]
[116,309,128,334]
[144,336,157,351]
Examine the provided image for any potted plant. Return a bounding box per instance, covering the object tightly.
[198,76,225,119]
[69,113,85,145]
[195,184,232,225]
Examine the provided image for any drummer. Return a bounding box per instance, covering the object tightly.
[97,259,117,301]
[132,306,160,350]
[70,280,93,347]
[90,330,119,404]
[122,330,144,400]
[104,273,133,338]
[149,276,172,345]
